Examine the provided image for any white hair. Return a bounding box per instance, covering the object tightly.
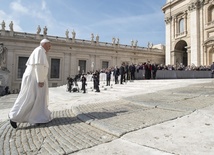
[40,39,50,46]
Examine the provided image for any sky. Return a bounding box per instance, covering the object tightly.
[0,0,166,47]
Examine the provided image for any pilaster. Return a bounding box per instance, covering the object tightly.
[189,3,200,66]
[165,16,172,65]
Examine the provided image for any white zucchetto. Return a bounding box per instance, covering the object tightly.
[40,39,50,46]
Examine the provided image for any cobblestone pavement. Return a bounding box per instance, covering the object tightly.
[0,110,117,155]
[0,82,214,154]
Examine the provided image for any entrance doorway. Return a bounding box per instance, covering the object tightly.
[79,60,86,74]
[209,48,214,65]
[174,40,188,66]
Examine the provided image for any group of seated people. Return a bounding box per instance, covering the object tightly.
[134,63,213,71]
[155,64,212,71]
[66,74,80,93]
[67,71,101,93]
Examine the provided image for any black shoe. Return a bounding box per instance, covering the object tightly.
[10,120,17,129]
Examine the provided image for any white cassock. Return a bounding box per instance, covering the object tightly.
[9,45,51,124]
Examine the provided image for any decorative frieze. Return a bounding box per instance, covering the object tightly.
[188,0,204,11]
[165,16,172,24]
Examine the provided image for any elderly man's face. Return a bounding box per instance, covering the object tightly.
[43,42,51,52]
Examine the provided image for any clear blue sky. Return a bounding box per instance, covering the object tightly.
[0,0,166,47]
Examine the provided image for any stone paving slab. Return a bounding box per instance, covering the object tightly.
[0,109,117,155]
[72,82,214,137]
[1,81,214,155]
[0,94,18,110]
[73,100,190,137]
[125,83,214,112]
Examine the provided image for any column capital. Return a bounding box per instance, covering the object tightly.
[165,16,172,24]
[188,1,204,11]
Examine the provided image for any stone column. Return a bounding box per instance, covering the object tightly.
[90,55,96,72]
[170,51,176,65]
[71,54,77,76]
[174,17,178,37]
[184,11,187,33]
[64,53,71,81]
[189,3,200,66]
[95,56,100,70]
[165,16,172,65]
[204,47,208,66]
[187,49,191,66]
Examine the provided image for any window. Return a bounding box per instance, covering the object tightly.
[208,5,214,22]
[50,58,60,78]
[17,57,28,78]
[79,60,86,74]
[179,18,184,33]
[175,13,187,37]
[102,61,109,69]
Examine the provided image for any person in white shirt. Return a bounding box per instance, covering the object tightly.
[9,39,52,128]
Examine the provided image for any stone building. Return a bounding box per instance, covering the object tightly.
[0,23,164,92]
[162,0,214,67]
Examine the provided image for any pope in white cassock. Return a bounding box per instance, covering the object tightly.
[9,39,52,129]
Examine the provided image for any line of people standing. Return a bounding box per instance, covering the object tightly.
[144,62,158,80]
[66,62,158,94]
[103,62,136,86]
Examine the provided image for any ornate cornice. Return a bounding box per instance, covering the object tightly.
[204,37,214,47]
[188,0,204,11]
[164,16,172,24]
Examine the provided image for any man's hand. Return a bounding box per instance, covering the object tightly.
[38,82,44,87]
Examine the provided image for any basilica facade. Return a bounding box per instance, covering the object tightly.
[162,0,214,67]
[0,24,164,91]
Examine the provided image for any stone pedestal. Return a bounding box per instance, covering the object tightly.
[0,69,10,95]
[1,30,5,36]
[36,34,41,40]
[9,31,14,36]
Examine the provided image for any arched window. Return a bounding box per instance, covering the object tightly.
[208,5,214,22]
[179,18,184,33]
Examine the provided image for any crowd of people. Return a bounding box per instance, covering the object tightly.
[155,63,213,71]
[66,61,214,93]
[66,62,157,93]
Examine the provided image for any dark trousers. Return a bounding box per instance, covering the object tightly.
[152,71,157,79]
[120,74,124,84]
[131,72,135,80]
[82,83,86,93]
[68,84,72,92]
[115,76,119,84]
[106,78,110,86]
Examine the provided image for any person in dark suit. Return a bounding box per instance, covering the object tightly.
[152,63,158,79]
[211,62,214,78]
[145,62,152,79]
[93,72,100,92]
[81,74,87,93]
[113,66,120,84]
[125,63,129,81]
[120,63,125,84]
[67,76,74,92]
[106,68,111,86]
[130,63,136,80]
